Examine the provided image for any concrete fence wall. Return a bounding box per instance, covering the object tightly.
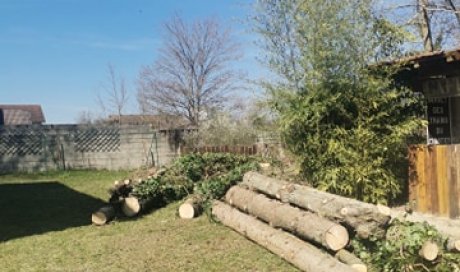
[0,124,184,173]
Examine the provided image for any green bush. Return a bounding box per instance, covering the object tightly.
[255,0,426,204]
[131,153,260,206]
[352,219,460,271]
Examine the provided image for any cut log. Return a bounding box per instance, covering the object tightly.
[335,250,367,272]
[179,195,203,219]
[122,197,141,217]
[225,186,349,251]
[121,196,156,217]
[212,201,355,272]
[447,238,460,252]
[242,172,391,238]
[91,206,115,226]
[419,241,439,261]
[123,179,131,185]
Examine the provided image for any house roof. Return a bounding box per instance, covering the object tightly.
[387,48,460,93]
[0,104,45,125]
[385,48,460,67]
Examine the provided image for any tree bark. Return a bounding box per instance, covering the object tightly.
[445,0,460,26]
[242,172,391,238]
[91,206,115,226]
[225,186,349,251]
[419,0,434,51]
[178,195,203,219]
[212,201,356,272]
[335,250,367,272]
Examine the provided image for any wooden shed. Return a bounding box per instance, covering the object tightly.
[394,48,460,218]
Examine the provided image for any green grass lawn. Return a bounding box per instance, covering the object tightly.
[0,170,298,272]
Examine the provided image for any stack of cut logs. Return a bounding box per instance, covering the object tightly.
[179,172,460,272]
[93,171,460,272]
[91,178,147,225]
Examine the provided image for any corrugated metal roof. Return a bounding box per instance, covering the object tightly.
[0,105,45,125]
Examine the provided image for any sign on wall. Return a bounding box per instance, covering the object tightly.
[423,76,460,98]
[427,98,451,144]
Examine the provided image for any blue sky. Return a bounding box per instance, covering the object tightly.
[0,0,261,123]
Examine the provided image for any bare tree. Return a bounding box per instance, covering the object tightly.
[75,110,94,124]
[382,0,460,52]
[97,63,129,124]
[137,15,243,126]
[251,0,304,91]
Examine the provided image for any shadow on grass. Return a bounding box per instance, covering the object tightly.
[0,182,105,242]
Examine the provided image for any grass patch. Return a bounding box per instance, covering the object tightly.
[0,170,297,271]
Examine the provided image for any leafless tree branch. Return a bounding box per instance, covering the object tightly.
[137,15,244,126]
[97,63,129,124]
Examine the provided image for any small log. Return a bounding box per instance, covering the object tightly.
[419,241,439,261]
[121,196,158,217]
[242,172,391,238]
[179,195,203,219]
[225,186,349,251]
[335,250,367,272]
[122,197,141,217]
[447,238,460,252]
[212,201,355,272]
[91,206,115,226]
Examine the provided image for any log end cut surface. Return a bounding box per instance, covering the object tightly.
[122,197,141,217]
[91,212,108,226]
[419,241,439,261]
[448,239,460,252]
[91,206,115,226]
[325,225,350,251]
[179,203,197,219]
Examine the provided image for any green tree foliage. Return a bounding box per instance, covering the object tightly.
[254,0,425,204]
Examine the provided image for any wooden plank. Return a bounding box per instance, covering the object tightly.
[448,145,459,218]
[429,146,439,214]
[417,146,427,212]
[436,145,449,217]
[455,144,460,218]
[424,146,434,213]
[408,145,419,210]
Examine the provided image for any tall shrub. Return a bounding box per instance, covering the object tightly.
[254,0,425,204]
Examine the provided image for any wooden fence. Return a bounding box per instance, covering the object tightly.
[408,145,460,218]
[180,145,258,156]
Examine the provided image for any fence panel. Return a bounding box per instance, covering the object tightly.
[409,144,460,218]
[181,145,258,156]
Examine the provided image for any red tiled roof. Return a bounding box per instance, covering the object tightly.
[0,104,45,125]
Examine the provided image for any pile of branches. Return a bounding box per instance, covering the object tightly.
[211,172,460,272]
[91,153,261,224]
